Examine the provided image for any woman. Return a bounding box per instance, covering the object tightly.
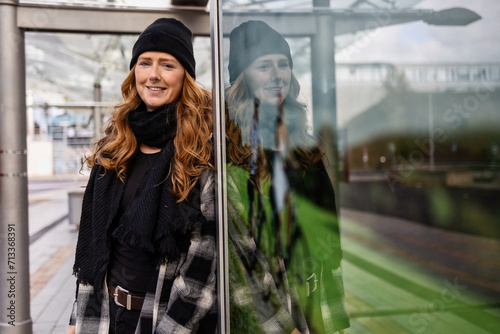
[225,20,350,334]
[67,18,216,334]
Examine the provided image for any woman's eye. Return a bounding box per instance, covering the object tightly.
[257,64,272,71]
[138,61,150,66]
[162,63,174,69]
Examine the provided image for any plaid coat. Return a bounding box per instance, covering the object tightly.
[70,170,217,334]
[226,163,350,334]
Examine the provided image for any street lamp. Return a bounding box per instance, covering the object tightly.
[424,7,481,26]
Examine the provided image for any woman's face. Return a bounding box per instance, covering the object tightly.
[244,54,291,106]
[135,51,185,111]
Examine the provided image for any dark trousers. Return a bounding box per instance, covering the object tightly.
[109,298,141,334]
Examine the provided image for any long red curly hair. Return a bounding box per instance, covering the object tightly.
[225,72,320,170]
[85,66,213,202]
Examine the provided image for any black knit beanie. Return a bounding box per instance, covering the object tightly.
[228,20,293,84]
[130,18,196,79]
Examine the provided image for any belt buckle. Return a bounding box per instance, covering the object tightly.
[113,285,132,310]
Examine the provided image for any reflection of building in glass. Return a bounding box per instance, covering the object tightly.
[338,61,500,238]
[337,62,500,172]
[337,62,500,87]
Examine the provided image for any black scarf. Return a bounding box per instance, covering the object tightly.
[127,102,177,148]
[73,103,205,292]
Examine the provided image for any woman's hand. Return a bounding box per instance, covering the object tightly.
[66,325,76,334]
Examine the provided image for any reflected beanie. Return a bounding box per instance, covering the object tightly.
[228,20,293,84]
[130,18,196,79]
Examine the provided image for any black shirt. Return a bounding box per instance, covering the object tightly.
[108,150,161,294]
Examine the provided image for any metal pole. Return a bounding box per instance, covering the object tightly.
[311,20,338,130]
[428,92,435,170]
[0,0,33,333]
[311,0,341,209]
[312,0,337,131]
[93,82,102,138]
[210,0,230,332]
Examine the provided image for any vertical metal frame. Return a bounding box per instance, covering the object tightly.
[0,1,32,333]
[210,0,230,332]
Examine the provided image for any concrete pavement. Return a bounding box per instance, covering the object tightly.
[28,178,85,334]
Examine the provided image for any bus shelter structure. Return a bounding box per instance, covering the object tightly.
[0,0,480,332]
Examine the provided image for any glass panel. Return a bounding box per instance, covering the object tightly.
[220,0,500,333]
[222,6,349,334]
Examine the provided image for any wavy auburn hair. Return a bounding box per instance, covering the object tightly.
[225,72,307,145]
[85,66,213,202]
[225,72,320,168]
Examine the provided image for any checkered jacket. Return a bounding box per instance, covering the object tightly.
[226,165,350,333]
[69,170,217,334]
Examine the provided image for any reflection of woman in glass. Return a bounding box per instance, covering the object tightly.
[226,20,350,333]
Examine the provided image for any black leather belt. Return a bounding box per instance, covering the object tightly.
[109,285,145,311]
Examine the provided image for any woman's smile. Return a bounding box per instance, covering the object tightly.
[135,51,185,111]
[244,54,291,106]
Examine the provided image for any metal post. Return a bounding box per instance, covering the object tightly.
[210,0,230,333]
[311,0,337,132]
[428,92,435,170]
[0,0,33,333]
[311,0,341,209]
[93,82,102,138]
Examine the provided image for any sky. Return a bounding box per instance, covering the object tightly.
[336,0,500,64]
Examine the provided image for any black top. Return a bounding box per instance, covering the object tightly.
[108,150,161,294]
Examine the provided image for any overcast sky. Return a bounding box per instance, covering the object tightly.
[337,0,500,64]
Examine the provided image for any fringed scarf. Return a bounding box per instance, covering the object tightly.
[73,102,205,293]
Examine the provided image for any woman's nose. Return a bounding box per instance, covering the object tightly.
[148,66,160,81]
[270,64,282,80]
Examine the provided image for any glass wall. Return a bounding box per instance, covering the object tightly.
[219,0,500,333]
